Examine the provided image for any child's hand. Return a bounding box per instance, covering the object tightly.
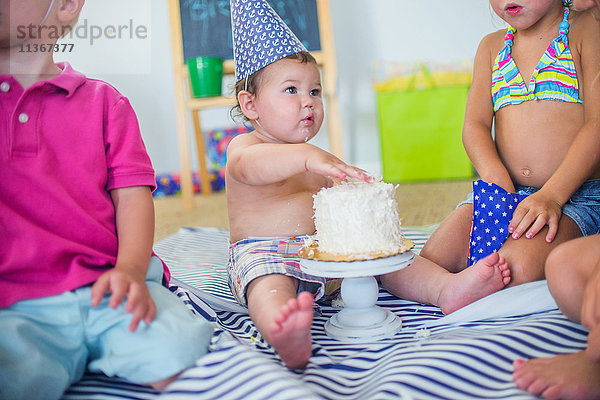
[91,266,157,332]
[305,148,372,184]
[508,190,562,242]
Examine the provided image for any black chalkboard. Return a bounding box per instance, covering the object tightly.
[179,0,322,62]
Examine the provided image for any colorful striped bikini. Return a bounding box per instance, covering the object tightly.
[491,7,582,112]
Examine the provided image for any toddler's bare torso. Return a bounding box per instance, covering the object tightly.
[227,168,328,243]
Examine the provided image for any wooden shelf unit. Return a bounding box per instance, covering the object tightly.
[168,0,343,211]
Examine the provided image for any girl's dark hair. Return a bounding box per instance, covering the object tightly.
[230,51,317,123]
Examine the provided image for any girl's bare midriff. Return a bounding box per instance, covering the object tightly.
[494,99,600,188]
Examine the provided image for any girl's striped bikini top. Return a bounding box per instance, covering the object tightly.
[491,7,583,112]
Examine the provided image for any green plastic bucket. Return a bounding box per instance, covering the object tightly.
[187,56,223,98]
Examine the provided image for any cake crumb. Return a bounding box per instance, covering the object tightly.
[415,328,431,340]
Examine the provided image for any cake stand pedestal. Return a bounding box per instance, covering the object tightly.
[300,251,414,342]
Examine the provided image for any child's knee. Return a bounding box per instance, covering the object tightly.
[0,308,87,400]
[0,344,78,400]
[418,245,436,262]
[420,243,467,273]
[0,373,70,400]
[545,242,572,282]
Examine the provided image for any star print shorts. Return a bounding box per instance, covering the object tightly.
[458,179,600,237]
[227,236,326,306]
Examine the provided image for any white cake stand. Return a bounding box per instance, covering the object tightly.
[300,250,415,342]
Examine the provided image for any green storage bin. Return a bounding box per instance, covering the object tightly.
[376,67,473,182]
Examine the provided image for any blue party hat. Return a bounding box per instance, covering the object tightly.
[231,0,308,82]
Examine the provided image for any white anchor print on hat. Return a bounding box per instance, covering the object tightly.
[231,0,308,82]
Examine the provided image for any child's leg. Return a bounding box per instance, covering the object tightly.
[513,235,600,399]
[380,251,510,315]
[87,280,213,390]
[381,203,511,314]
[419,204,473,273]
[499,216,581,286]
[87,257,213,391]
[0,294,88,400]
[546,234,600,322]
[246,274,314,369]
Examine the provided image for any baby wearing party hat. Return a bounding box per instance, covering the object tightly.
[225,0,371,369]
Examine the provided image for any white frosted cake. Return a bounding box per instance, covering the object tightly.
[300,180,413,261]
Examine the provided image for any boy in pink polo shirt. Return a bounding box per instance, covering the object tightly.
[0,1,213,399]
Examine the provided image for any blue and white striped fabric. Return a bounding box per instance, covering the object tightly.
[63,227,587,400]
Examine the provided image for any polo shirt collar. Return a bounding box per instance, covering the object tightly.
[48,62,86,97]
[0,62,86,97]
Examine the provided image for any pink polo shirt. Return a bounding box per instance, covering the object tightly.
[0,62,158,308]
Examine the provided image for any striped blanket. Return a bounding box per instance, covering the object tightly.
[63,227,587,400]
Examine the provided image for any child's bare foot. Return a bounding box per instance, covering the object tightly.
[513,351,600,399]
[438,252,510,315]
[268,291,314,369]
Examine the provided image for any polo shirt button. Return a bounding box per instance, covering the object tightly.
[18,113,29,123]
[0,82,10,92]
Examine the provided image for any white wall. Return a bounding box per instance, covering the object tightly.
[58,0,505,176]
[55,0,181,174]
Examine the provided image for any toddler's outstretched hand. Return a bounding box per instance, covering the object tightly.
[305,148,372,184]
[91,266,157,332]
[508,190,562,242]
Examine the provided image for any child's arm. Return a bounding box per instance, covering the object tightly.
[91,186,156,332]
[509,15,600,242]
[462,33,515,192]
[227,135,370,185]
